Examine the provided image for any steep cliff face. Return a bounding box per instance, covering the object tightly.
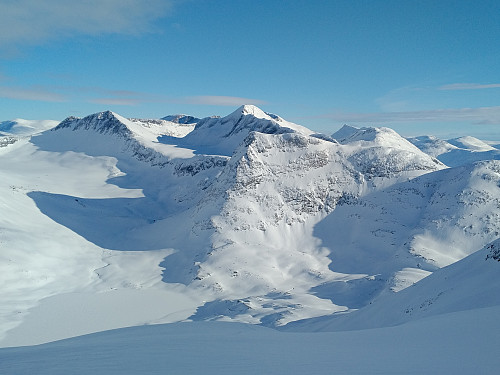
[1,106,497,334]
[40,108,451,324]
[180,131,364,324]
[157,119,447,324]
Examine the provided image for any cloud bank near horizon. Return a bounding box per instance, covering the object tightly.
[0,80,268,111]
[321,106,500,126]
[0,85,66,102]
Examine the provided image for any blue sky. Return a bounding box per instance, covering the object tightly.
[0,0,499,139]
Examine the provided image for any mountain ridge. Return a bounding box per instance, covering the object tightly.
[0,105,498,344]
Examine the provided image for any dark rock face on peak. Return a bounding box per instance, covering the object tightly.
[54,111,132,137]
[162,114,200,124]
[331,124,359,141]
[5,105,498,331]
[176,105,312,156]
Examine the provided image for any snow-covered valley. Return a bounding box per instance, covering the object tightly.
[0,106,498,373]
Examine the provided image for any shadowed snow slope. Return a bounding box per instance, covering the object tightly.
[0,119,59,136]
[285,238,500,332]
[448,136,497,151]
[167,104,314,156]
[309,160,500,309]
[0,107,498,356]
[157,117,445,325]
[331,124,359,140]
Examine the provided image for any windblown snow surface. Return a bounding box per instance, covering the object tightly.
[0,106,499,373]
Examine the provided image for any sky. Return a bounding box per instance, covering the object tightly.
[0,0,499,139]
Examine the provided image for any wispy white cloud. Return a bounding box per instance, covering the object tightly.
[0,85,66,102]
[374,86,428,112]
[0,0,174,49]
[86,92,268,107]
[439,83,500,90]
[88,98,142,106]
[0,77,269,108]
[321,106,500,125]
[85,88,149,105]
[182,96,268,106]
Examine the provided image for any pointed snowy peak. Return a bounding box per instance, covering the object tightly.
[54,110,133,137]
[331,124,359,141]
[220,105,313,134]
[178,106,313,156]
[226,104,272,121]
[221,105,313,135]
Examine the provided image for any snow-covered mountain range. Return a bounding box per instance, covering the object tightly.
[408,134,500,167]
[0,106,498,359]
[0,118,59,136]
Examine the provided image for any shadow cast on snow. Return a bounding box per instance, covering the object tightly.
[29,192,163,251]
[27,132,217,285]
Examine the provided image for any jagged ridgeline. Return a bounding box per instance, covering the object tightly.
[1,105,499,333]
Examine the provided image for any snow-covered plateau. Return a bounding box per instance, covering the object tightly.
[0,106,498,373]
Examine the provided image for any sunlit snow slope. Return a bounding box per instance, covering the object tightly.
[408,134,500,167]
[0,106,498,351]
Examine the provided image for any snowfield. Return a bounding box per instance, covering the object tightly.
[0,105,498,373]
[1,306,499,375]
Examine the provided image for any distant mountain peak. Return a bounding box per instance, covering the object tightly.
[332,124,360,141]
[161,114,200,124]
[335,125,424,152]
[54,110,132,137]
[409,134,500,167]
[176,106,313,156]
[333,125,410,145]
[227,104,271,121]
[447,136,496,152]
